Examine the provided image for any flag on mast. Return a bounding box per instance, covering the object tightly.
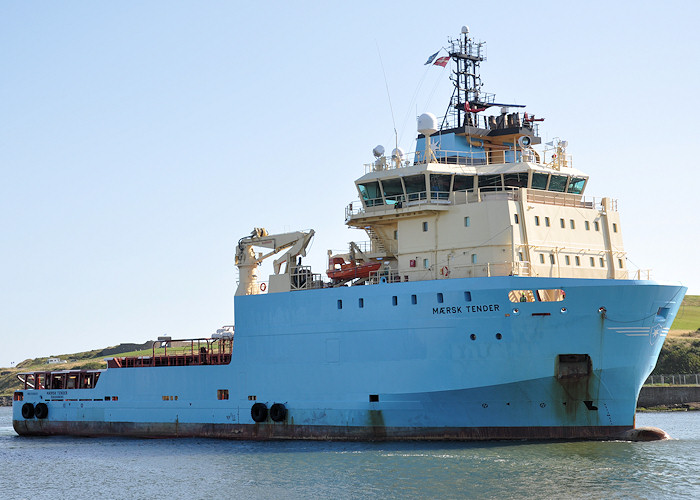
[424,51,440,65]
[433,56,450,67]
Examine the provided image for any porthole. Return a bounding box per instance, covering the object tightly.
[470,334,476,341]
[495,333,502,340]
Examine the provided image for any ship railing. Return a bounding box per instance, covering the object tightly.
[346,189,615,221]
[645,374,700,386]
[631,269,653,280]
[17,369,103,390]
[107,337,234,369]
[363,146,566,173]
[526,191,615,211]
[290,266,323,291]
[368,268,405,284]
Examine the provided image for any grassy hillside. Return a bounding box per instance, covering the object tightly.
[670,294,700,332]
[2,296,699,396]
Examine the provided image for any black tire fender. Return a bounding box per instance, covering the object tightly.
[250,402,268,423]
[34,402,49,419]
[21,403,34,419]
[270,403,287,422]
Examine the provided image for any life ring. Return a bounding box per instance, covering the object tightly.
[34,402,49,419]
[260,283,267,292]
[270,403,287,422]
[251,402,268,423]
[21,403,34,419]
[441,266,450,277]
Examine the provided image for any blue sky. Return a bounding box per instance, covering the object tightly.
[2,1,698,367]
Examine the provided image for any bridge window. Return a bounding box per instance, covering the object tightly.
[531,173,548,190]
[358,181,382,207]
[548,175,568,192]
[453,174,474,192]
[430,174,452,200]
[404,174,427,201]
[568,177,586,194]
[478,174,502,191]
[503,172,528,188]
[381,177,404,204]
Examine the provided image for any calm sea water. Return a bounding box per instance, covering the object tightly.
[0,407,698,499]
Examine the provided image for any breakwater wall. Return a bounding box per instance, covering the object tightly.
[638,386,700,407]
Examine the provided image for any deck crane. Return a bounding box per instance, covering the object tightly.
[235,227,316,295]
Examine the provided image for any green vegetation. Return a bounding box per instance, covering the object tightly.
[671,294,700,331]
[652,338,700,375]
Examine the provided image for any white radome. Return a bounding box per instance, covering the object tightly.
[417,113,438,136]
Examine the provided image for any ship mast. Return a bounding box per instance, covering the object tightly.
[443,26,491,130]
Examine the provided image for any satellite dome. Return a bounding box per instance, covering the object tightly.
[372,145,385,158]
[391,147,404,159]
[461,26,470,34]
[417,113,438,136]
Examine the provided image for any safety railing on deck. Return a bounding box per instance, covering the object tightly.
[363,147,568,174]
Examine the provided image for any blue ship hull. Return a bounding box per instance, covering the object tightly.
[13,277,685,440]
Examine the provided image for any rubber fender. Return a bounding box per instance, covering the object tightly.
[21,403,34,419]
[34,402,49,419]
[250,402,268,423]
[269,403,287,422]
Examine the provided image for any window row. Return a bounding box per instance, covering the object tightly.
[337,291,474,309]
[522,252,624,268]
[358,172,587,207]
[529,216,618,233]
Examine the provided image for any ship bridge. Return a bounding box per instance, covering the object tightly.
[342,136,626,284]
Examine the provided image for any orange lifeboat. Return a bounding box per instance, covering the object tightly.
[327,258,382,282]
